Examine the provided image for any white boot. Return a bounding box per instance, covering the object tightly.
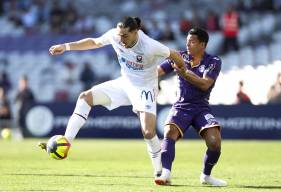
[155,168,171,185]
[200,173,227,186]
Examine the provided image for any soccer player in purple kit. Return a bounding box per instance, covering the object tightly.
[155,28,227,186]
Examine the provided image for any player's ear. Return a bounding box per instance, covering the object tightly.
[132,29,138,34]
[200,42,206,48]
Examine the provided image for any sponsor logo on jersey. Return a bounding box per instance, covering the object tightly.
[125,60,144,70]
[120,57,144,70]
[141,90,154,102]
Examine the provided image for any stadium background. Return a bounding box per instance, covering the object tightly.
[0,0,281,139]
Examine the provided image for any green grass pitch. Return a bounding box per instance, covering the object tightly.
[0,139,280,192]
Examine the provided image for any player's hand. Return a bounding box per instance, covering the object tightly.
[172,62,187,78]
[49,44,66,55]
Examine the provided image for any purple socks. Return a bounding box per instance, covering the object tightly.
[161,138,176,171]
[203,149,221,175]
[162,138,221,175]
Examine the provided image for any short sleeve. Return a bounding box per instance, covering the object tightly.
[95,28,115,46]
[149,39,170,59]
[160,59,174,74]
[205,56,221,80]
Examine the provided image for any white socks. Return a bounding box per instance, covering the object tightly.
[144,135,162,175]
[64,99,91,143]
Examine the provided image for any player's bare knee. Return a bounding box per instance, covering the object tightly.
[207,138,221,151]
[78,91,93,106]
[164,125,180,140]
[143,129,155,139]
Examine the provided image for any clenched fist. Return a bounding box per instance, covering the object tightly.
[49,44,66,55]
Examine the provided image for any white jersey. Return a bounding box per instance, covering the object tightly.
[96,28,170,86]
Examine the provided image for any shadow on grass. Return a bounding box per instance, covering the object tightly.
[94,183,205,188]
[6,173,153,179]
[9,174,281,189]
[236,185,281,190]
[4,173,208,188]
[159,184,281,189]
[159,184,204,187]
[0,190,59,192]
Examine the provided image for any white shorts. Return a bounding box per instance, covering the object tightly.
[91,77,158,115]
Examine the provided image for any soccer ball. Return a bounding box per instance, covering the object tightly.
[47,135,71,160]
[1,128,12,140]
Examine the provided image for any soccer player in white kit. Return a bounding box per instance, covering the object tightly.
[39,16,185,178]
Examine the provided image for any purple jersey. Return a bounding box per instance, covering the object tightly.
[161,51,221,136]
[160,51,221,109]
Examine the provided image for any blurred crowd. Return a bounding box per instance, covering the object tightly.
[0,0,280,52]
[0,0,280,100]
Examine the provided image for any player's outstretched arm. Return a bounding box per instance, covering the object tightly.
[182,70,215,91]
[169,49,215,91]
[49,38,103,55]
[173,63,215,91]
[168,49,186,72]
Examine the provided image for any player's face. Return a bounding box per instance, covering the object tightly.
[117,27,138,48]
[186,34,205,56]
[19,78,28,91]
[0,87,3,98]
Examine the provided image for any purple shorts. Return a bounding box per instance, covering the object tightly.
[165,106,221,137]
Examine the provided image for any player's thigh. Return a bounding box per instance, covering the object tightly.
[90,78,131,109]
[193,109,221,149]
[165,107,193,138]
[193,109,221,136]
[201,127,221,141]
[201,127,221,150]
[139,111,156,135]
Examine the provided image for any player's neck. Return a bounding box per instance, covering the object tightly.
[128,34,139,48]
[193,51,204,60]
[192,51,205,64]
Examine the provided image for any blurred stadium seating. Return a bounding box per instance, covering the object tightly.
[0,0,280,105]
